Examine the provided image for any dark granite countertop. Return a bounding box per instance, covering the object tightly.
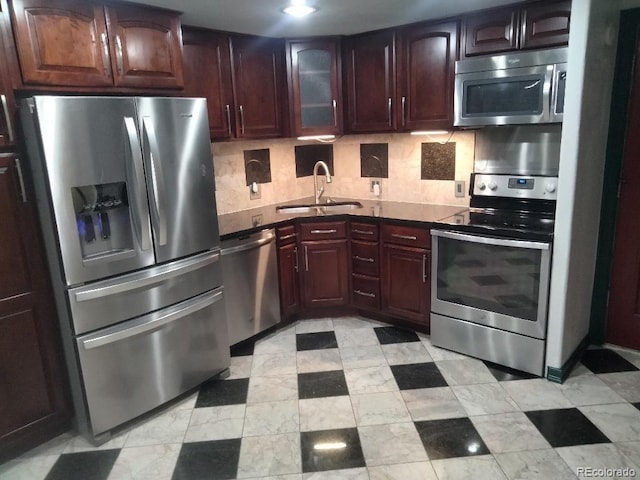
[218,197,468,240]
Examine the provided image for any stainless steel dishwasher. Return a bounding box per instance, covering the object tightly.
[220,228,281,345]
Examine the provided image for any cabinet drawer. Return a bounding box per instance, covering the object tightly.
[350,221,379,240]
[276,224,297,245]
[300,221,346,241]
[352,274,380,310]
[351,240,379,277]
[381,224,430,248]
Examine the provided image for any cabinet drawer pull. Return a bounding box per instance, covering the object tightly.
[422,254,427,284]
[388,97,392,126]
[99,33,112,76]
[294,246,299,272]
[392,233,417,241]
[279,233,297,241]
[0,94,14,142]
[353,255,374,263]
[401,96,406,127]
[332,99,337,126]
[239,105,245,135]
[304,245,309,271]
[14,158,27,203]
[115,34,124,76]
[311,229,337,234]
[354,290,376,298]
[352,229,374,235]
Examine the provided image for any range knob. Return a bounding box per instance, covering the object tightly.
[488,182,498,191]
[545,182,557,193]
[477,182,487,191]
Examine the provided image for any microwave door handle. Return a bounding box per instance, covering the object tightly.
[142,117,168,246]
[543,65,554,120]
[123,117,151,251]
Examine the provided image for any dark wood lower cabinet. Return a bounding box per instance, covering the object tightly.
[382,243,431,325]
[0,154,70,461]
[277,242,301,318]
[301,239,349,308]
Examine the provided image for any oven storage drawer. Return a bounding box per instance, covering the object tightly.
[76,288,229,436]
[381,224,430,248]
[351,240,379,276]
[352,274,380,310]
[300,221,347,241]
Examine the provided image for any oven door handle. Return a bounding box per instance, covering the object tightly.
[431,229,550,250]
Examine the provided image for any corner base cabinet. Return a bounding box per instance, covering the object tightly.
[276,225,301,318]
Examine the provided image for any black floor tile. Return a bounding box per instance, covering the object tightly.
[44,450,120,480]
[634,403,640,412]
[374,326,421,345]
[391,362,448,390]
[414,417,490,460]
[483,360,539,382]
[171,439,241,480]
[230,340,255,357]
[301,428,366,473]
[581,348,639,374]
[525,408,611,448]
[195,378,249,407]
[296,331,338,351]
[298,370,348,399]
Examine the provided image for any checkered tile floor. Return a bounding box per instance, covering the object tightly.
[3,316,640,480]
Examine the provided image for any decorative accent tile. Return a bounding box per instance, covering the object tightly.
[300,428,365,473]
[421,142,456,181]
[244,149,272,185]
[295,145,334,178]
[360,143,388,178]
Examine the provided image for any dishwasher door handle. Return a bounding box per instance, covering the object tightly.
[221,233,276,256]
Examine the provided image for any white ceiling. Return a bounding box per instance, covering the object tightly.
[134,0,522,37]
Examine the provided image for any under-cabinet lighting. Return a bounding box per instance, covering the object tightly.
[283,0,317,17]
[410,130,450,135]
[297,134,336,142]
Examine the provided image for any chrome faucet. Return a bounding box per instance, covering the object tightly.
[313,161,332,204]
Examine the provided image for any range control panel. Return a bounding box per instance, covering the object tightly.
[472,174,558,200]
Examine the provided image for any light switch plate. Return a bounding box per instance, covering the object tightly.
[455,180,465,198]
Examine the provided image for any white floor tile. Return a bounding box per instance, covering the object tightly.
[183,405,245,442]
[431,455,508,480]
[243,400,299,437]
[344,365,398,395]
[251,353,298,377]
[470,412,550,453]
[579,403,640,442]
[247,374,299,404]
[359,422,428,466]
[402,387,467,421]
[299,396,356,432]
[340,345,387,370]
[494,449,577,480]
[381,343,433,366]
[297,349,343,374]
[303,467,369,479]
[124,409,192,447]
[237,433,301,478]
[501,379,572,411]
[452,383,520,416]
[335,327,380,348]
[598,372,640,402]
[559,375,626,406]
[436,359,497,386]
[295,319,335,334]
[368,461,438,480]
[351,391,411,426]
[228,356,254,379]
[107,444,180,480]
[0,455,60,480]
[556,443,638,480]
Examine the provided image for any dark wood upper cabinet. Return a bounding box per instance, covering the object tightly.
[398,20,458,131]
[182,27,234,139]
[230,35,286,139]
[286,38,342,137]
[10,0,184,89]
[0,153,70,461]
[462,8,518,57]
[343,29,397,133]
[11,0,113,87]
[462,0,571,57]
[104,4,184,89]
[521,0,571,50]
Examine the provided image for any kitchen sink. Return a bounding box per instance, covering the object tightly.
[276,201,363,214]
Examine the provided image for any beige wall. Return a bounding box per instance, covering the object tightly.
[212,131,475,215]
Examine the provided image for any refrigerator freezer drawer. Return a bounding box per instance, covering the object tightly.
[76,288,229,437]
[69,249,222,335]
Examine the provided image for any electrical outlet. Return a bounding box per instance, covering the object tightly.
[455,180,465,198]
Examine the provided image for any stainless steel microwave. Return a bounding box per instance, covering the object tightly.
[454,48,567,127]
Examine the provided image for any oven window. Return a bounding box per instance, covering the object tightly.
[436,237,542,321]
[464,75,544,117]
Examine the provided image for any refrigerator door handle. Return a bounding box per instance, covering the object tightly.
[80,289,224,350]
[124,117,151,251]
[142,117,168,246]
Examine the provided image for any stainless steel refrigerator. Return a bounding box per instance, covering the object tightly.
[20,96,230,444]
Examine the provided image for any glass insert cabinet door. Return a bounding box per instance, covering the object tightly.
[287,39,342,136]
[432,230,551,339]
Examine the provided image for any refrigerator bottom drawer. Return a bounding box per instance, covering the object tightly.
[76,288,230,436]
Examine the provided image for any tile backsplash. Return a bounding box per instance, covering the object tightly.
[212,132,475,215]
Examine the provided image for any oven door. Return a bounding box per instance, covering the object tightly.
[431,230,551,339]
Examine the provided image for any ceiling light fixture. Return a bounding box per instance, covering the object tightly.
[283,0,317,17]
